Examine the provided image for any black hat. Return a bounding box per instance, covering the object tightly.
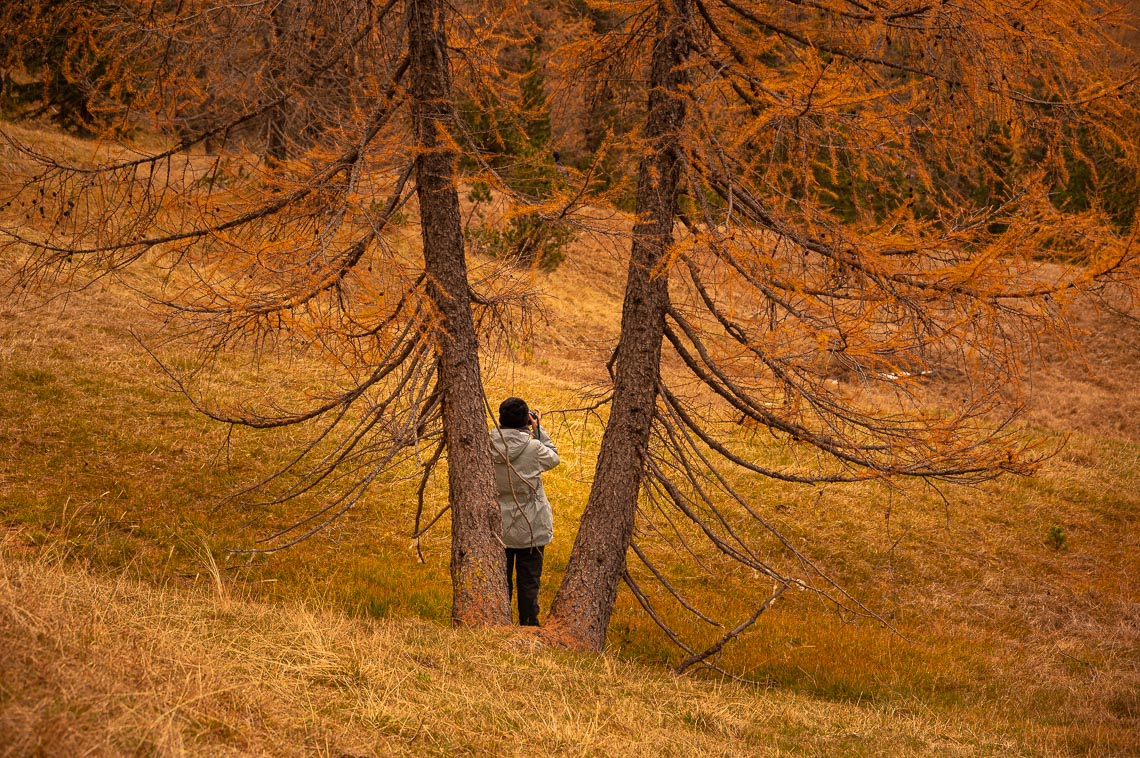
[498,397,530,430]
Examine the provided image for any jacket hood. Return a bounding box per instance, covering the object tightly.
[490,427,532,462]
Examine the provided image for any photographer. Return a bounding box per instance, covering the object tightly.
[491,397,559,626]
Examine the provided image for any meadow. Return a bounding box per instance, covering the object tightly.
[1,124,1138,755]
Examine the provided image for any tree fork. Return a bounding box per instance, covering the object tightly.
[545,0,692,652]
[407,0,510,627]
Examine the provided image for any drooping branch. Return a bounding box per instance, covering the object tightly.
[674,583,788,676]
[628,540,722,627]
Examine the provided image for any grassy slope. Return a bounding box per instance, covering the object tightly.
[1,123,1138,755]
[2,549,1018,757]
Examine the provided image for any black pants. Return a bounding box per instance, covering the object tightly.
[506,546,544,626]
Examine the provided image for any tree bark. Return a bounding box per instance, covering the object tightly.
[265,0,297,165]
[407,0,510,626]
[545,0,691,652]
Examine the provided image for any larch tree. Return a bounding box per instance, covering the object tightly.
[543,0,1140,655]
[0,0,113,135]
[407,0,511,625]
[545,0,695,652]
[0,0,528,626]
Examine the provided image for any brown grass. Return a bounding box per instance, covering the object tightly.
[1023,295,1140,442]
[1,546,1039,756]
[1,123,1138,756]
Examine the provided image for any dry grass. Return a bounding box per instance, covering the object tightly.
[1023,297,1140,442]
[0,546,1038,756]
[2,123,1139,756]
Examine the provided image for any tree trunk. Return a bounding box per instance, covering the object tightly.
[407,0,510,627]
[545,0,691,652]
[265,0,297,165]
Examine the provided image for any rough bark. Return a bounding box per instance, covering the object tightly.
[265,0,296,164]
[545,0,691,652]
[407,0,510,626]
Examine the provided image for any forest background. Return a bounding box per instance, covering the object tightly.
[2,0,1140,754]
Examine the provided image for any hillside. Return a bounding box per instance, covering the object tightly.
[2,549,1032,756]
[1,123,1138,755]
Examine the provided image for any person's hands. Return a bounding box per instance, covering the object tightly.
[529,410,541,432]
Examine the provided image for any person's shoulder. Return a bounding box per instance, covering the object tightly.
[530,433,558,457]
[526,435,551,451]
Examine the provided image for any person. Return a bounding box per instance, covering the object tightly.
[491,396,559,626]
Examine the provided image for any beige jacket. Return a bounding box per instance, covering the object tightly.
[490,426,559,548]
